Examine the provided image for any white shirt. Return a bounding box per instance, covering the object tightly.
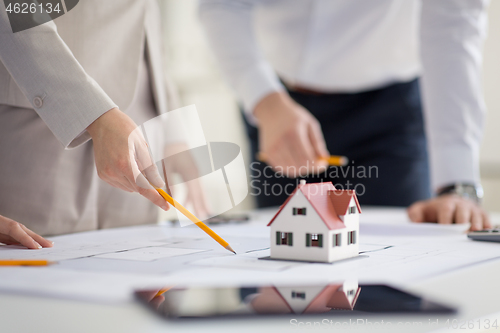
[199,0,489,191]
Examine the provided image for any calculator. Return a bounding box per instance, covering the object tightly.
[467,228,500,243]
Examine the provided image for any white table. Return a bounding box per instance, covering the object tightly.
[1,208,500,333]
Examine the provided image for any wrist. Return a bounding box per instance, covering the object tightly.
[86,107,120,138]
[437,183,484,204]
[253,91,294,122]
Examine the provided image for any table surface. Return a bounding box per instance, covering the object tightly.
[1,208,500,333]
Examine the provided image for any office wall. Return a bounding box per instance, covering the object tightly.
[481,0,500,212]
[159,0,500,215]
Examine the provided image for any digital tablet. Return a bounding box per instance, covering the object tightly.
[135,282,456,320]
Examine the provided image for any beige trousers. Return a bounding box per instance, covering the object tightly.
[0,54,158,236]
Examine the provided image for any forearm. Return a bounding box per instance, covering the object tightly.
[199,0,285,117]
[0,3,116,148]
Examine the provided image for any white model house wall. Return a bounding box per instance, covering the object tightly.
[270,191,330,262]
[328,197,359,262]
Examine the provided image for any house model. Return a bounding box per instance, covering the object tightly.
[268,180,361,263]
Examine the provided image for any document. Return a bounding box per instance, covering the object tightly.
[94,247,208,261]
[0,209,499,304]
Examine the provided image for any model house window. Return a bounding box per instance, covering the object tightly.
[306,233,323,247]
[348,206,357,214]
[348,231,357,245]
[293,207,307,215]
[276,231,293,246]
[291,291,306,299]
[333,233,341,247]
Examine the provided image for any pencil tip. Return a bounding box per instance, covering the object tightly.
[225,245,236,254]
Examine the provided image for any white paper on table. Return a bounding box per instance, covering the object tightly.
[0,209,499,304]
[190,250,304,271]
[93,247,208,261]
[0,240,170,261]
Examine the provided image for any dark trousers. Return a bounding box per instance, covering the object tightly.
[243,79,431,208]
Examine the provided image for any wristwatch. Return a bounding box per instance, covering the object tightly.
[437,183,484,204]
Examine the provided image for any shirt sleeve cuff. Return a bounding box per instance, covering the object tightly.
[429,144,481,192]
[237,62,286,125]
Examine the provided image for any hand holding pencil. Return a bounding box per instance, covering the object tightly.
[253,92,333,177]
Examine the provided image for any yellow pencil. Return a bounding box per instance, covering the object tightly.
[257,153,348,166]
[154,187,236,254]
[155,287,172,297]
[0,260,55,266]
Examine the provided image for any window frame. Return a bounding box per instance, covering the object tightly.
[276,231,293,246]
[347,230,357,245]
[306,233,323,247]
[333,233,341,247]
[292,207,307,216]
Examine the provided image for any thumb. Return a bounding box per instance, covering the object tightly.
[143,163,166,189]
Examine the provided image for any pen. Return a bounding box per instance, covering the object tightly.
[154,187,236,254]
[257,153,349,166]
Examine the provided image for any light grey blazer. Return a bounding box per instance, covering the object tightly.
[0,0,179,235]
[0,0,176,148]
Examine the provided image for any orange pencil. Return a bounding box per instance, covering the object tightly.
[155,287,172,297]
[257,153,348,166]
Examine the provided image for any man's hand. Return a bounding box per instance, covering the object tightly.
[0,215,53,249]
[407,195,492,231]
[87,108,170,211]
[254,91,329,177]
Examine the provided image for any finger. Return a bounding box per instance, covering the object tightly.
[482,211,492,229]
[267,147,294,177]
[20,224,53,248]
[104,178,135,193]
[279,148,299,177]
[307,119,329,159]
[129,159,155,191]
[150,295,165,310]
[289,128,315,170]
[120,177,136,192]
[97,162,135,192]
[138,186,170,211]
[454,202,471,225]
[470,209,483,231]
[437,200,456,224]
[407,202,425,222]
[143,163,165,189]
[135,141,165,188]
[3,221,41,249]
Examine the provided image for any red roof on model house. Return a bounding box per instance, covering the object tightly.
[258,284,361,314]
[267,181,361,230]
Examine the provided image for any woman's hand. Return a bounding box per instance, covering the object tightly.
[0,215,53,249]
[87,108,170,211]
